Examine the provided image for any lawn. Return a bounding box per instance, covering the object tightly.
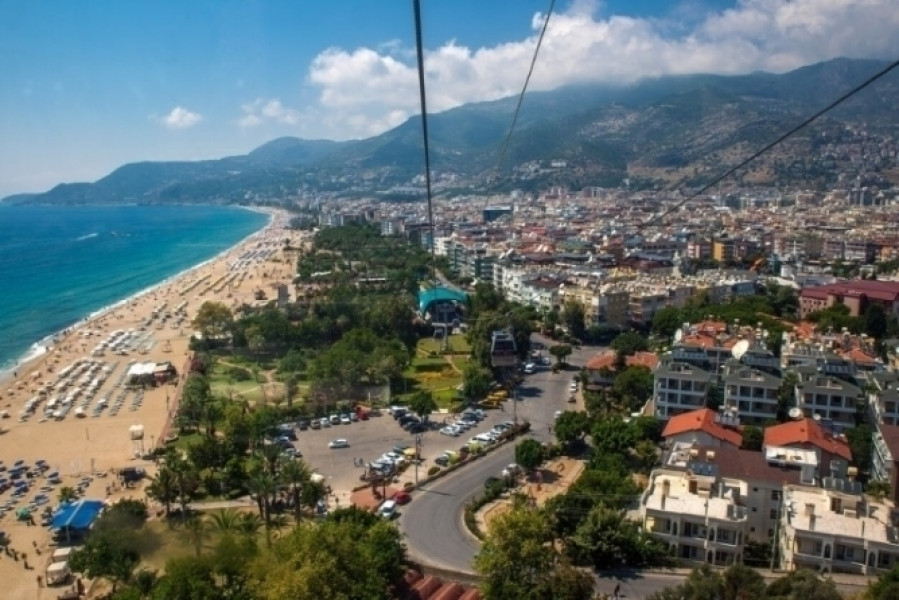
[417,333,470,356]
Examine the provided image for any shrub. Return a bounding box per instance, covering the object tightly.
[228,366,252,381]
[427,466,441,477]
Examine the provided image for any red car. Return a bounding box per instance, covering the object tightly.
[392,490,411,505]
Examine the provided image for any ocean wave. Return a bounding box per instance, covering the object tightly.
[75,232,99,241]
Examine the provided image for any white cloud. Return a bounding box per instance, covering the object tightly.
[239,98,304,128]
[256,0,899,141]
[157,106,202,129]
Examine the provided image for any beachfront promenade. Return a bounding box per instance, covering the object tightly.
[0,208,303,599]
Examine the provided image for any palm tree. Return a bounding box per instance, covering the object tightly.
[279,458,311,521]
[207,508,244,535]
[57,486,78,504]
[145,468,177,517]
[246,470,275,524]
[132,569,158,599]
[179,516,211,557]
[238,512,264,538]
[266,513,290,547]
[257,444,282,476]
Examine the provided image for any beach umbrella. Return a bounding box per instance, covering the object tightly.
[16,507,30,519]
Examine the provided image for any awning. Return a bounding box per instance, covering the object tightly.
[50,499,104,531]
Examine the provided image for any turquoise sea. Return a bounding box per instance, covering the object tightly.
[0,204,269,372]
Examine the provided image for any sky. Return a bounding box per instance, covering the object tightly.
[1,0,898,198]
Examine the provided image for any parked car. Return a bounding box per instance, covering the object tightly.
[401,418,421,431]
[340,413,352,425]
[523,362,536,374]
[349,412,358,422]
[392,490,411,505]
[329,414,341,425]
[377,499,397,519]
[434,454,450,466]
[310,419,321,430]
[319,417,331,428]
[440,426,460,437]
[328,438,350,449]
[407,422,427,433]
[297,419,310,431]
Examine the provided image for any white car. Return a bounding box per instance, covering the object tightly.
[378,499,397,519]
[523,363,536,374]
[440,426,460,437]
[328,438,349,449]
[569,381,578,392]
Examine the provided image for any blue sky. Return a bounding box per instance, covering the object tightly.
[1,0,897,198]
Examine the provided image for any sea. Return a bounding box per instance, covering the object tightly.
[0,204,270,374]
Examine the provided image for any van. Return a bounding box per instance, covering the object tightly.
[46,561,71,586]
[51,546,77,563]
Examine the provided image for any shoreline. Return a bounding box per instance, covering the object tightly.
[0,205,276,386]
[0,204,306,599]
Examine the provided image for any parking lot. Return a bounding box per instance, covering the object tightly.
[280,407,521,501]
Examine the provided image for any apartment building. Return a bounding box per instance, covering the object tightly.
[799,280,899,319]
[779,484,899,575]
[872,423,899,502]
[868,372,899,426]
[722,365,783,425]
[795,374,864,429]
[641,466,749,565]
[653,356,715,419]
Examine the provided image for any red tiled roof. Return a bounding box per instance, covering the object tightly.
[763,418,852,461]
[800,280,899,303]
[661,408,743,447]
[585,351,658,371]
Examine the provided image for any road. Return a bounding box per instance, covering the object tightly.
[399,334,598,573]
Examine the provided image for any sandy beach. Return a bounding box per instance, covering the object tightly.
[0,208,306,599]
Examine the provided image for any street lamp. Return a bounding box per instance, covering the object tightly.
[414,434,422,486]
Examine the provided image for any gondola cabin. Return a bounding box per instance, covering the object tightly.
[490,331,517,368]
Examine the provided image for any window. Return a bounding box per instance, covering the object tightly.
[769,509,778,519]
[752,487,758,492]
[771,490,782,501]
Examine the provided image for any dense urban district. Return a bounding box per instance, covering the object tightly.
[41,165,899,600]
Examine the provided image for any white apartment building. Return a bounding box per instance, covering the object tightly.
[642,466,749,566]
[779,485,899,575]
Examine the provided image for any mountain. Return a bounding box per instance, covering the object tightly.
[4,57,896,205]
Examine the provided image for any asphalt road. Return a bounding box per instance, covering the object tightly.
[399,334,600,572]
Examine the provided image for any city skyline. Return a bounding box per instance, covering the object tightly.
[2,0,898,198]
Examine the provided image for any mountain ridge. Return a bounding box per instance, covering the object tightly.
[4,57,896,205]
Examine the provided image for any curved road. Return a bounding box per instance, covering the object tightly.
[399,335,597,573]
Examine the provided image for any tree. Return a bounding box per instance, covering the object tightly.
[407,390,437,422]
[865,303,888,340]
[612,366,653,412]
[776,371,799,422]
[279,458,311,522]
[561,299,587,341]
[461,363,493,402]
[723,564,766,600]
[58,486,78,504]
[634,439,659,472]
[591,417,636,456]
[553,411,590,447]
[515,439,545,471]
[652,306,683,338]
[765,569,840,600]
[548,343,573,366]
[741,425,764,451]
[845,424,873,473]
[568,505,667,569]
[146,468,178,517]
[611,331,649,369]
[149,556,221,600]
[179,516,211,557]
[192,301,234,342]
[246,508,405,600]
[69,530,140,593]
[474,506,556,600]
[530,560,595,600]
